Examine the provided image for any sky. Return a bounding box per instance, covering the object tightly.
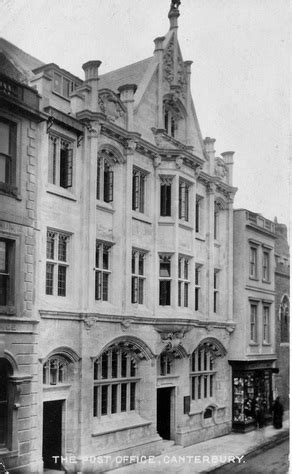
[0,0,290,227]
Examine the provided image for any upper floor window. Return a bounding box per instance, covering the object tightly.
[262,250,270,282]
[53,72,77,99]
[250,303,258,343]
[164,108,177,137]
[191,346,215,400]
[0,239,14,306]
[179,180,189,222]
[263,305,270,344]
[249,247,258,279]
[43,356,70,385]
[178,256,190,307]
[0,119,16,189]
[195,196,203,233]
[132,168,146,213]
[214,207,219,240]
[163,98,184,139]
[96,151,114,203]
[195,264,202,311]
[48,135,73,189]
[46,230,70,296]
[93,346,138,417]
[95,241,112,301]
[131,250,146,304]
[280,296,289,343]
[213,271,219,313]
[159,255,171,306]
[160,177,172,217]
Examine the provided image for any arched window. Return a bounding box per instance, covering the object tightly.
[93,346,139,417]
[280,296,289,343]
[43,355,70,385]
[96,150,115,203]
[163,97,185,139]
[0,358,11,447]
[190,346,216,400]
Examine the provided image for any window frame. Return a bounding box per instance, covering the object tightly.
[96,151,114,203]
[159,254,172,306]
[250,303,258,343]
[190,347,216,401]
[0,118,17,192]
[195,264,202,311]
[249,246,258,279]
[132,167,147,213]
[45,229,70,297]
[262,250,270,282]
[131,249,146,305]
[280,296,289,343]
[52,72,77,99]
[95,241,112,302]
[213,270,219,313]
[179,180,190,222]
[160,177,173,217]
[48,134,74,190]
[0,238,15,308]
[43,355,70,386]
[93,347,139,418]
[263,305,270,344]
[178,256,190,308]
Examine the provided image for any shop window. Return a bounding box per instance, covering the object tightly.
[262,250,270,282]
[195,265,202,311]
[132,168,146,213]
[191,346,215,400]
[46,230,70,296]
[95,241,112,301]
[263,305,270,344]
[160,177,172,217]
[131,250,146,304]
[280,296,289,343]
[96,151,114,203]
[0,119,16,192]
[179,180,189,222]
[250,304,258,343]
[249,247,258,279]
[43,356,70,385]
[48,135,73,189]
[93,347,138,417]
[0,238,15,306]
[178,256,190,307]
[159,255,172,306]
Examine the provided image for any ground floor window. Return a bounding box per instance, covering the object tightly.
[190,346,215,400]
[93,346,139,417]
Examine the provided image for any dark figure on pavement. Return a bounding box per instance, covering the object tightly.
[255,396,265,428]
[273,396,284,429]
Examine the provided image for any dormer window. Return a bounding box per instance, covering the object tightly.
[164,109,176,137]
[53,72,77,99]
[163,96,185,139]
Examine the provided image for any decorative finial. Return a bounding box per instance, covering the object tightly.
[168,0,180,28]
[169,0,181,13]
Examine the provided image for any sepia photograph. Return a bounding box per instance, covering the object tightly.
[0,0,289,472]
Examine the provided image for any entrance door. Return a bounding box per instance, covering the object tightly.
[43,400,63,470]
[157,387,172,440]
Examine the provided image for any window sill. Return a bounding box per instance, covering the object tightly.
[96,201,115,213]
[195,233,205,241]
[262,279,271,284]
[132,212,152,225]
[46,184,77,201]
[0,183,21,200]
[179,221,193,231]
[43,383,71,390]
[249,342,259,346]
[52,90,71,102]
[92,413,151,437]
[249,277,259,282]
[158,217,175,226]
[0,448,18,458]
[262,342,271,346]
[0,306,16,316]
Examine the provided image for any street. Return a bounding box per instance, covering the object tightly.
[212,438,289,473]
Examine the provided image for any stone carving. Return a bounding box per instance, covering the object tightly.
[215,157,228,178]
[126,139,137,154]
[170,0,181,11]
[121,319,133,331]
[98,90,125,122]
[163,37,174,84]
[83,316,98,331]
[195,165,203,178]
[175,156,183,168]
[161,332,184,352]
[153,153,162,168]
[177,56,187,98]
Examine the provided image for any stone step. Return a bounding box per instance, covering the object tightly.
[161,440,183,453]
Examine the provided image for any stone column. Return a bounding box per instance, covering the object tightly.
[118,84,137,131]
[184,60,193,146]
[221,151,235,186]
[82,60,102,112]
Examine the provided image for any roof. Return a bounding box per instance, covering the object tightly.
[0,37,44,83]
[98,57,153,92]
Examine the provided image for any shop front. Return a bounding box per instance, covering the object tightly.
[230,360,276,432]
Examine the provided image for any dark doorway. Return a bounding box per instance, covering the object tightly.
[43,400,63,470]
[157,387,172,439]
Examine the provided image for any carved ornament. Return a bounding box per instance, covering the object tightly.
[215,157,228,179]
[98,90,126,122]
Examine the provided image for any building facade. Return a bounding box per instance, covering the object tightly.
[274,220,290,411]
[0,3,239,472]
[230,209,277,432]
[0,51,45,472]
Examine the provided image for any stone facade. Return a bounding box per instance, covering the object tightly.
[274,221,290,410]
[0,4,240,472]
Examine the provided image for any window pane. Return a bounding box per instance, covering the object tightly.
[101,353,108,379]
[46,233,55,259]
[111,384,118,414]
[103,248,109,269]
[111,350,118,378]
[93,386,98,416]
[138,254,144,275]
[57,265,66,296]
[160,261,170,277]
[131,253,135,274]
[53,73,62,94]
[0,122,10,155]
[0,241,7,273]
[0,155,9,184]
[138,278,143,304]
[102,273,109,301]
[96,158,101,200]
[58,236,67,261]
[62,77,70,98]
[121,383,127,411]
[130,382,135,410]
[95,271,101,300]
[159,280,170,305]
[46,263,54,295]
[121,352,127,377]
[101,385,108,415]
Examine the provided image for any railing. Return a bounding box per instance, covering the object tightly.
[0,74,39,110]
[246,211,275,232]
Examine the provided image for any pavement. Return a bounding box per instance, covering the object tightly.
[110,417,290,473]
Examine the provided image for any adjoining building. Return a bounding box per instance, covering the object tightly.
[274,219,290,411]
[1,2,239,472]
[230,209,277,432]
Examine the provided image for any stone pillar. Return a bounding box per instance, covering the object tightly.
[221,151,235,186]
[118,84,137,131]
[204,137,216,176]
[154,37,165,130]
[184,60,193,145]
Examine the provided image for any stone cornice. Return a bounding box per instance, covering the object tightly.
[246,222,277,239]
